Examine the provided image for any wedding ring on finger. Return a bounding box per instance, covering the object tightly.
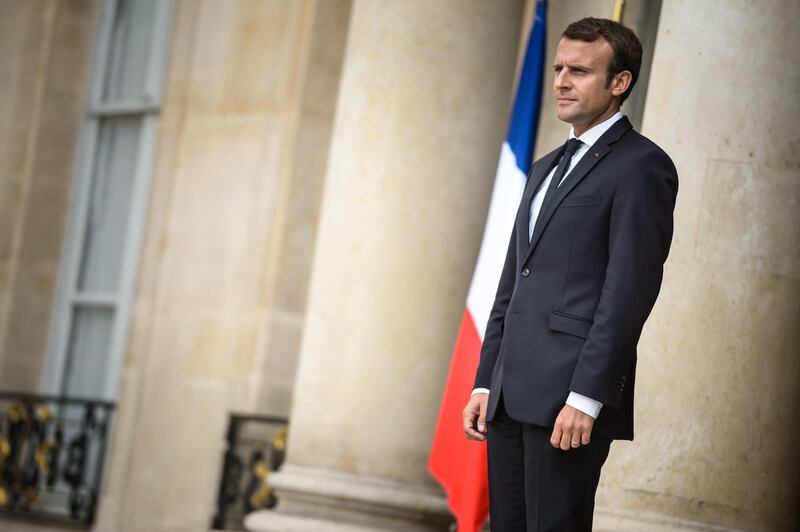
[570,439,580,448]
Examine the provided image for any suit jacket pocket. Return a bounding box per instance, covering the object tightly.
[561,194,603,207]
[548,310,593,339]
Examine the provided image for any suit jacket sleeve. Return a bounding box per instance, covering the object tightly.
[569,149,679,408]
[473,221,518,390]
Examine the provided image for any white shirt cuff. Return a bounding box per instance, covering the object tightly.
[566,391,603,418]
[471,388,490,396]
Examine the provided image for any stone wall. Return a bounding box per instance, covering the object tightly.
[0,0,97,391]
[95,2,351,530]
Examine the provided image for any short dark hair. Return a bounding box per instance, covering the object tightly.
[562,17,642,104]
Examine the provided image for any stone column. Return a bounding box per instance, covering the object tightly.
[594,1,800,531]
[246,1,523,530]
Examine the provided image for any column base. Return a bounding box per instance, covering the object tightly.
[594,508,745,532]
[244,465,453,531]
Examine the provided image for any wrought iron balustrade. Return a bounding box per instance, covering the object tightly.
[211,413,288,531]
[0,391,114,528]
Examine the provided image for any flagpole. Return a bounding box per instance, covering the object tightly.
[612,0,625,22]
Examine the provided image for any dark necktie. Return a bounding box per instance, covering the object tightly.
[529,137,584,243]
[541,137,584,208]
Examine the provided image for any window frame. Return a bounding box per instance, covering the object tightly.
[43,0,174,400]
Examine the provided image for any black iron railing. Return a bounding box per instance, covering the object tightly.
[0,392,114,527]
[211,413,288,530]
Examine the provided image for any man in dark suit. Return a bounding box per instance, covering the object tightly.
[462,18,678,531]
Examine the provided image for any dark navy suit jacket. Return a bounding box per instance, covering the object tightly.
[473,116,678,440]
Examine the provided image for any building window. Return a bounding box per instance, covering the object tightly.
[44,0,173,399]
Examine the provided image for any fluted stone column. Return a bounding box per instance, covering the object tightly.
[593,1,800,531]
[246,1,523,530]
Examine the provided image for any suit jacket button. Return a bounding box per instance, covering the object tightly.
[521,268,530,277]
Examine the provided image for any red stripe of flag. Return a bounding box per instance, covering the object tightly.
[428,310,488,532]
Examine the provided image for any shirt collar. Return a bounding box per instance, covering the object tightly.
[568,111,624,147]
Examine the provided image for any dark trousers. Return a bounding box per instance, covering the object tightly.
[487,393,611,532]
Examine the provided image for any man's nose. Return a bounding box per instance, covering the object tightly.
[554,70,570,89]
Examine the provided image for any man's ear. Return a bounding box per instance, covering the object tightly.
[611,70,632,97]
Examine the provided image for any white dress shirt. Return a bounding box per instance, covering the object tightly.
[472,112,625,419]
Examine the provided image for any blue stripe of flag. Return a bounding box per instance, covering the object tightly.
[506,0,547,176]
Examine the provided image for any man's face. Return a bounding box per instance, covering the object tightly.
[552,37,623,132]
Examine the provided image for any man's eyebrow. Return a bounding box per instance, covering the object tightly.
[553,63,592,71]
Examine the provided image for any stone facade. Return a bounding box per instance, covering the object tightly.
[0,0,98,391]
[0,1,797,531]
[95,2,350,530]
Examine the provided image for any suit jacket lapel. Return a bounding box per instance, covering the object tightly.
[516,148,562,265]
[521,117,633,269]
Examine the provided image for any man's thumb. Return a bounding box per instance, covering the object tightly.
[477,401,487,433]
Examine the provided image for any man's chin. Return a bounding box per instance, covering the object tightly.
[555,110,574,124]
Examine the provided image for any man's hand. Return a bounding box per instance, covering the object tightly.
[550,404,594,451]
[463,393,488,441]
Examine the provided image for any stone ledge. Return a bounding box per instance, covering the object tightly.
[244,465,452,531]
[594,508,749,532]
[245,512,379,532]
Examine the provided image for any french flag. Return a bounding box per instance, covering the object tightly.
[428,3,547,530]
